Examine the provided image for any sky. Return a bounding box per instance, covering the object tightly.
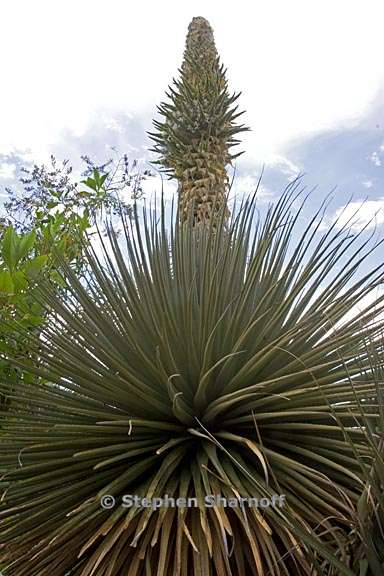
[1,0,384,238]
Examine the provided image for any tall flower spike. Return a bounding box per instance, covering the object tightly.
[149,16,249,227]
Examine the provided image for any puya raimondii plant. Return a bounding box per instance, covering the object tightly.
[1,15,384,576]
[1,183,384,575]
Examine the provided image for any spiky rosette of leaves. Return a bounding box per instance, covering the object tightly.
[1,183,384,575]
[149,16,248,226]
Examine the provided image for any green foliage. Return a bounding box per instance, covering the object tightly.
[0,226,46,408]
[81,169,109,193]
[2,154,146,234]
[1,187,384,574]
[0,153,150,423]
[0,169,114,413]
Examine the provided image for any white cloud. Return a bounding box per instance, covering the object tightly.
[142,173,178,202]
[1,1,384,161]
[103,117,124,134]
[362,180,373,189]
[269,155,301,179]
[370,150,382,166]
[0,162,16,179]
[329,199,384,231]
[336,285,384,329]
[229,174,274,201]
